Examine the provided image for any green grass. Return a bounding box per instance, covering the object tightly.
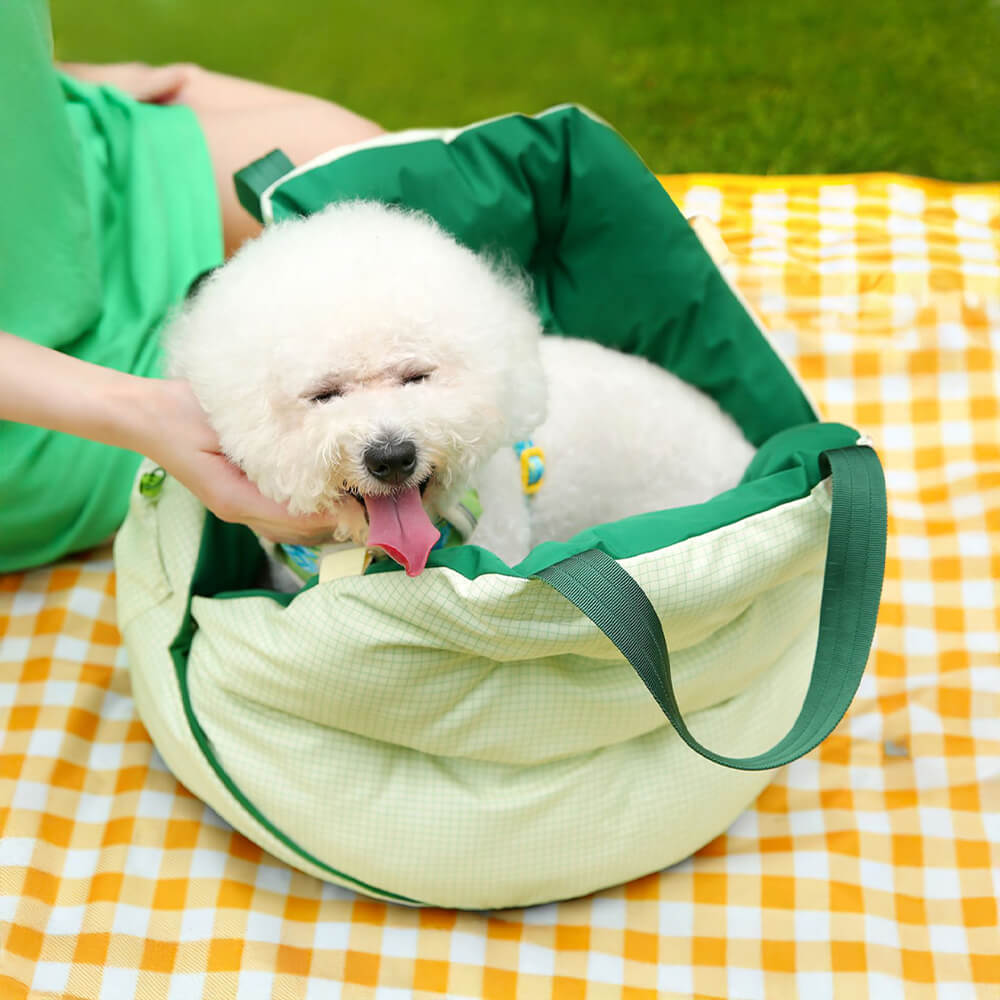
[51,0,1000,181]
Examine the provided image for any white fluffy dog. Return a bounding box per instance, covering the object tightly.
[166,201,755,585]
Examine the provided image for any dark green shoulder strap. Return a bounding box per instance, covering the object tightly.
[234,149,295,223]
[534,445,886,771]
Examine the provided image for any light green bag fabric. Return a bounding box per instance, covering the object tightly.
[115,107,886,910]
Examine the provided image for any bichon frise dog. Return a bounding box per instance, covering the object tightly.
[166,201,755,588]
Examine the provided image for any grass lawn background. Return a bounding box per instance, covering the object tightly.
[51,0,999,182]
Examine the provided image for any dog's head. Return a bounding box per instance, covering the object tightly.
[166,201,546,574]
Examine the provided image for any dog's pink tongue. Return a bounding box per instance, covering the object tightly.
[363,487,440,577]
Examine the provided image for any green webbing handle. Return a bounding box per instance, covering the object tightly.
[234,149,295,223]
[534,445,887,771]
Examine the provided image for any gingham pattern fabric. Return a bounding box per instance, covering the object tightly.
[2,173,998,996]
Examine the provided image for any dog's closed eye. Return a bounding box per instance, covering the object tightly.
[307,385,344,404]
[402,371,433,386]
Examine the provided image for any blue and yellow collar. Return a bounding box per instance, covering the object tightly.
[514,439,546,494]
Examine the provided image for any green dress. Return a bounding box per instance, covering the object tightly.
[0,0,222,572]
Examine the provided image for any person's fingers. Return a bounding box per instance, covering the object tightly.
[56,61,190,103]
[142,379,343,544]
[198,453,341,544]
[252,524,344,546]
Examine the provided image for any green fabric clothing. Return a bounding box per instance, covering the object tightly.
[0,1,223,572]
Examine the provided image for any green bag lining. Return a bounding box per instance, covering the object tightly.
[246,106,818,450]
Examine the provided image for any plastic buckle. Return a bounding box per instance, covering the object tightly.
[138,467,166,501]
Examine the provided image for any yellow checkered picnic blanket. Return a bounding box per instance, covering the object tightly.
[2,173,998,998]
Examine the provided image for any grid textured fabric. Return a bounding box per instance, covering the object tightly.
[2,172,999,996]
[116,450,828,909]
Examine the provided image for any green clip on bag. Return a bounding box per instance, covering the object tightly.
[115,106,886,910]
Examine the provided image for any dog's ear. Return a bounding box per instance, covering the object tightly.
[481,261,548,441]
[505,371,547,440]
[500,320,548,441]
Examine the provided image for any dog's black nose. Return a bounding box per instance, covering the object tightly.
[363,439,418,486]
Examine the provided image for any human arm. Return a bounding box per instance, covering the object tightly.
[0,331,338,543]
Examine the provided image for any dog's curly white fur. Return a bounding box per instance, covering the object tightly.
[166,200,755,578]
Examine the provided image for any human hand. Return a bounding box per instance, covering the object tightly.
[139,378,341,545]
[0,332,339,544]
[57,60,193,104]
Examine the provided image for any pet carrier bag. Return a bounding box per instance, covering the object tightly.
[115,106,886,910]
